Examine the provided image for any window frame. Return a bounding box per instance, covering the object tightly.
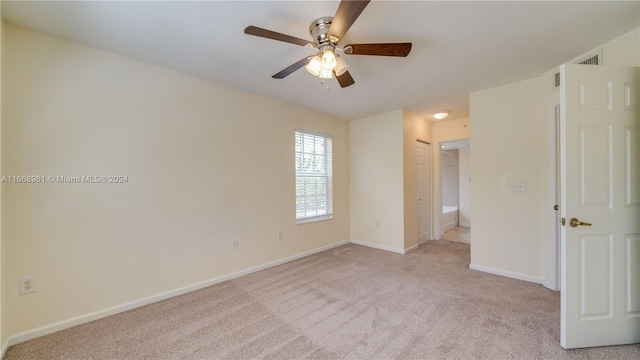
[294,129,333,224]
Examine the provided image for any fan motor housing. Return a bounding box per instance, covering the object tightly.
[309,17,337,45]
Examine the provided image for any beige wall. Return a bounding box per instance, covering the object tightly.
[433,118,470,144]
[350,110,404,252]
[2,24,350,337]
[597,27,639,67]
[441,149,459,207]
[469,77,547,283]
[350,109,431,253]
[402,110,432,249]
[458,148,471,227]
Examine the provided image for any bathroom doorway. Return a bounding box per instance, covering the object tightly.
[439,139,471,243]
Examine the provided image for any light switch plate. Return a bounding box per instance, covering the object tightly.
[512,181,526,192]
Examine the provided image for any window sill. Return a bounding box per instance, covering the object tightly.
[296,215,333,225]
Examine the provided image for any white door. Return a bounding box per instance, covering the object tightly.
[417,141,431,244]
[560,64,639,349]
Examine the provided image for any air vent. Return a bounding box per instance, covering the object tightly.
[574,50,602,66]
[579,55,599,65]
[554,51,602,89]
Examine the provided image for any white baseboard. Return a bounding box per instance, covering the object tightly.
[1,338,9,360]
[543,280,560,291]
[4,239,351,350]
[403,243,419,254]
[459,222,471,227]
[350,239,406,254]
[468,263,543,284]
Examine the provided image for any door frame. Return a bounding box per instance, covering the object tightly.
[416,139,432,243]
[434,138,470,239]
[546,102,561,291]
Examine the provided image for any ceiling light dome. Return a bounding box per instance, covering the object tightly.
[432,110,450,120]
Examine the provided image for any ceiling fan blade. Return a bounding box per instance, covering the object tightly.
[244,26,312,47]
[343,43,412,57]
[328,0,371,41]
[272,56,313,79]
[334,70,355,88]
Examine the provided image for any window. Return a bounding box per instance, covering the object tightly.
[295,130,333,223]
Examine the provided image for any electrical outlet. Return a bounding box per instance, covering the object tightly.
[232,239,238,250]
[20,276,37,295]
[278,231,284,241]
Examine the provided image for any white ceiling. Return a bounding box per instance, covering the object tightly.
[441,139,470,150]
[2,1,638,121]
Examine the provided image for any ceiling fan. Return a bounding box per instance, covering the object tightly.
[244,0,412,88]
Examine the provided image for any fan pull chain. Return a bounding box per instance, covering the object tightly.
[320,79,330,91]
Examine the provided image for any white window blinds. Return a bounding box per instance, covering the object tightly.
[295,130,333,222]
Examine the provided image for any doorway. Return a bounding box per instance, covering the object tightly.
[439,139,471,243]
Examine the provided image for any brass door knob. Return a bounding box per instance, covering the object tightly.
[569,218,592,228]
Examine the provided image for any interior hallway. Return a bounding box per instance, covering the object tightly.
[441,226,470,244]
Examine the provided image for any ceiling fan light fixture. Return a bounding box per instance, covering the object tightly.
[432,110,450,120]
[334,55,349,76]
[305,55,322,76]
[244,0,412,89]
[318,68,333,79]
[321,47,337,71]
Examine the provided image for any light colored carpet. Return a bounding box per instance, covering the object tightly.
[5,241,640,359]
